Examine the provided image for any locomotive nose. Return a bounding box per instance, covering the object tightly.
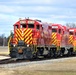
[15,28,33,45]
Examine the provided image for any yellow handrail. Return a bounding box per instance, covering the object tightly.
[8,35,12,52]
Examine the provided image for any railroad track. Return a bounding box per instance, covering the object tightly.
[0,56,76,68]
[0,58,31,64]
[0,54,74,64]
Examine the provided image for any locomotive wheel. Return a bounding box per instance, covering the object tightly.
[23,47,33,59]
[33,53,38,59]
[68,49,73,56]
[52,48,57,58]
[60,48,65,57]
[10,47,17,58]
[48,49,54,58]
[37,47,44,56]
[57,50,61,57]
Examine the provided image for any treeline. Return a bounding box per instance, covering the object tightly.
[66,23,76,28]
[0,34,9,46]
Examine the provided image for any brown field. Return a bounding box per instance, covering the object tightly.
[0,57,76,75]
[0,47,76,75]
[0,46,9,55]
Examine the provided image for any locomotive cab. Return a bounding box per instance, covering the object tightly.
[14,19,42,45]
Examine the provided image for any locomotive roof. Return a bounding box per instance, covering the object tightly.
[51,24,65,29]
[13,18,51,29]
[69,28,76,32]
[13,19,43,25]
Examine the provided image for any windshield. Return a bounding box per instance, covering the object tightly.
[28,24,34,28]
[69,32,73,35]
[21,24,26,28]
[58,29,61,34]
[52,29,57,32]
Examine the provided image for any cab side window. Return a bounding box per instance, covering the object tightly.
[59,29,61,34]
[15,25,19,29]
[28,24,34,28]
[21,24,26,28]
[36,25,40,30]
[69,32,73,35]
[52,29,57,32]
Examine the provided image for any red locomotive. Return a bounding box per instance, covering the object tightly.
[67,28,76,55]
[8,18,76,59]
[48,24,68,57]
[8,18,51,59]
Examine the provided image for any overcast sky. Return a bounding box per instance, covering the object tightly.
[0,0,76,36]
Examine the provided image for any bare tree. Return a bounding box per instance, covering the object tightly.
[66,23,76,28]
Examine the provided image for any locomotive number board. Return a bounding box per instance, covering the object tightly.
[52,26,58,28]
[20,20,35,24]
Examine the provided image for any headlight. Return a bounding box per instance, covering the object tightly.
[27,44,29,47]
[13,44,16,47]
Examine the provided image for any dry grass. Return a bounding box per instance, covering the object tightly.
[0,57,75,75]
[12,70,76,75]
[0,46,9,56]
[1,69,76,75]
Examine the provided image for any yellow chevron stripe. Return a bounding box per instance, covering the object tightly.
[25,34,32,43]
[52,37,56,41]
[23,29,31,36]
[68,35,73,44]
[51,33,57,45]
[20,28,22,32]
[16,30,24,40]
[25,38,32,44]
[16,31,23,40]
[27,40,31,44]
[15,38,18,41]
[24,29,32,38]
[15,34,18,42]
[24,33,32,41]
[52,33,56,38]
[52,37,56,40]
[15,34,17,37]
[52,33,56,37]
[52,33,55,35]
[30,41,32,44]
[20,29,24,37]
[52,35,56,39]
[24,29,32,44]
[26,30,32,37]
[69,38,73,42]
[17,29,23,37]
[15,28,33,45]
[30,41,33,44]
[53,40,57,44]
